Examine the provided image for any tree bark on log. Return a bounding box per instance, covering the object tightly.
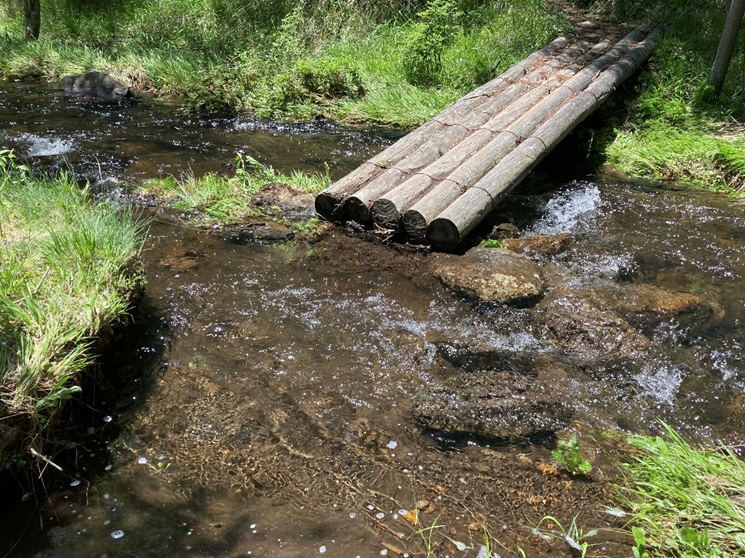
[427,29,661,250]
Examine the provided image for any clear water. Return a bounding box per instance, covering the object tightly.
[2,83,745,558]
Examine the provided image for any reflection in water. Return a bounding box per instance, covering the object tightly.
[0,81,404,183]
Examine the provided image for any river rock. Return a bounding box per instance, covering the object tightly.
[431,248,545,304]
[592,283,706,320]
[489,222,521,240]
[414,369,572,442]
[501,233,573,257]
[61,72,130,101]
[537,288,650,360]
[251,183,316,219]
[231,221,294,243]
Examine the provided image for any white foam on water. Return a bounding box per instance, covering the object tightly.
[19,133,74,156]
[531,183,602,235]
[634,364,683,405]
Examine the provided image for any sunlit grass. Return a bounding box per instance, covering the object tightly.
[0,150,146,462]
[595,0,745,190]
[0,0,570,125]
[137,155,330,226]
[618,423,745,557]
[607,123,745,190]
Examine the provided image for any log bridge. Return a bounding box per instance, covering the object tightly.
[315,24,660,250]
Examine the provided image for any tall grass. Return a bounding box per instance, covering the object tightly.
[0,150,146,465]
[0,0,569,123]
[619,423,745,557]
[593,0,745,190]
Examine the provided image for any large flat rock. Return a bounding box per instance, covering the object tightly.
[431,248,545,304]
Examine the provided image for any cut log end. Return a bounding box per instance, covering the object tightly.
[345,197,374,225]
[371,198,401,230]
[402,210,429,239]
[427,218,461,251]
[315,192,345,222]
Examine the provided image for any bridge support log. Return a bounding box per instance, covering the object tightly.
[400,25,649,238]
[428,29,662,250]
[315,36,570,221]
[315,24,660,249]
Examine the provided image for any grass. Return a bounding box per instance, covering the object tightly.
[0,0,569,122]
[1,0,743,189]
[0,149,146,467]
[592,0,745,191]
[136,154,330,230]
[606,123,745,191]
[617,423,745,557]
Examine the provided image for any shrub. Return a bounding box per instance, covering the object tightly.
[402,0,461,86]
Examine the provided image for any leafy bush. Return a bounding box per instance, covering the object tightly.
[402,0,461,86]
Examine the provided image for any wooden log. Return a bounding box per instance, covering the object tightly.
[401,25,650,238]
[398,84,556,235]
[348,82,534,224]
[316,36,573,221]
[373,62,587,230]
[464,36,569,99]
[315,120,444,220]
[427,29,660,250]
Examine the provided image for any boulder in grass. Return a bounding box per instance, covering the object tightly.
[61,72,130,101]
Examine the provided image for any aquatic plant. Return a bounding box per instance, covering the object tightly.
[552,434,593,476]
[530,513,599,558]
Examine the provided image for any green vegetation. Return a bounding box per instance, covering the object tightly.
[0,0,743,187]
[552,433,593,475]
[597,0,745,190]
[0,149,146,466]
[0,0,568,125]
[136,154,329,230]
[618,423,745,557]
[531,514,599,557]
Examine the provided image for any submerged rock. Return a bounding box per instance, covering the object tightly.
[251,182,316,219]
[231,221,294,243]
[61,72,130,101]
[431,248,544,304]
[501,233,573,257]
[414,369,572,442]
[489,222,522,240]
[593,283,707,320]
[537,287,650,360]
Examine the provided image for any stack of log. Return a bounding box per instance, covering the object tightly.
[315,25,660,250]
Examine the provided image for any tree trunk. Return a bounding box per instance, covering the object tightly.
[24,0,40,40]
[710,0,745,96]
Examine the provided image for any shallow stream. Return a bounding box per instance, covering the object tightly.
[2,82,745,558]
